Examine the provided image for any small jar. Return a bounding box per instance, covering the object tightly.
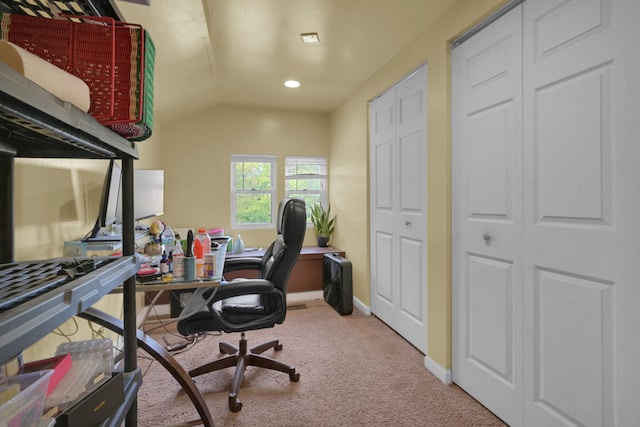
[204,253,216,279]
[195,258,205,279]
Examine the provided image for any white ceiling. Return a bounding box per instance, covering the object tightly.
[115,0,454,125]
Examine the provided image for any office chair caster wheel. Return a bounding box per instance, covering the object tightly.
[289,370,300,382]
[274,343,283,351]
[229,396,242,412]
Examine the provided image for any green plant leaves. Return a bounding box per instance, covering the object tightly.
[310,202,335,238]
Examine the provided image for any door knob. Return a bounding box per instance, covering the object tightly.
[405,221,411,226]
[483,233,491,242]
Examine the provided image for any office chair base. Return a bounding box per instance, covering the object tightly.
[189,332,300,412]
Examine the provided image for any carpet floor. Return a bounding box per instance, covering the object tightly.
[136,298,506,426]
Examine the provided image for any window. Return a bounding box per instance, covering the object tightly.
[231,155,277,228]
[285,156,327,222]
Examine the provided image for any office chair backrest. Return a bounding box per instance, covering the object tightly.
[261,198,306,295]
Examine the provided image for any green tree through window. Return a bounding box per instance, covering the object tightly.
[231,155,276,227]
[285,156,327,222]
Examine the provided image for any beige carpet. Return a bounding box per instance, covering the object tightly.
[136,298,506,426]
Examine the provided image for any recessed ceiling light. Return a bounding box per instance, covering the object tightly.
[301,32,320,44]
[284,80,301,88]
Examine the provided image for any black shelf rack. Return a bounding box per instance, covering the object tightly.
[0,3,143,420]
[0,0,122,20]
[0,257,138,363]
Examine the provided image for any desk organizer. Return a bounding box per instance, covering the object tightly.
[0,13,154,141]
[211,237,231,281]
[169,237,230,318]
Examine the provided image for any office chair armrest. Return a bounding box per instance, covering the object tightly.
[213,279,275,300]
[223,257,263,273]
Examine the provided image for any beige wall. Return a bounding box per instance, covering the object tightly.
[160,105,330,249]
[15,131,162,362]
[329,0,509,370]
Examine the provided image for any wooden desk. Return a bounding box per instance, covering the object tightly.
[225,246,345,293]
[148,246,345,310]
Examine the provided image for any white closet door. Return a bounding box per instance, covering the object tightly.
[370,87,397,326]
[452,6,523,426]
[370,65,428,353]
[453,1,640,426]
[522,0,640,425]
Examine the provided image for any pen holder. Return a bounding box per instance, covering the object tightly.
[183,256,196,281]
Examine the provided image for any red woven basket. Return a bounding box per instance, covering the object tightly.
[0,13,151,138]
[1,13,117,119]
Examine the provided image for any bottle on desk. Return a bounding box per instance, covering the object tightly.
[193,239,205,279]
[234,234,244,253]
[173,233,184,279]
[196,228,211,254]
[159,251,169,274]
[161,225,175,253]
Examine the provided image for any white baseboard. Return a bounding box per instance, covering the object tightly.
[424,354,452,384]
[353,296,370,315]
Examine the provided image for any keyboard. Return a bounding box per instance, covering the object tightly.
[85,231,149,243]
[85,234,121,242]
[0,258,113,311]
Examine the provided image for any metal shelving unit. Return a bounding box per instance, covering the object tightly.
[0,54,141,426]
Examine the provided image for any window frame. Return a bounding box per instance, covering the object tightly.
[284,156,328,223]
[230,154,277,229]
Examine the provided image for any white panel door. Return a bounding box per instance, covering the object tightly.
[370,65,428,353]
[453,1,640,426]
[452,6,523,426]
[522,1,640,426]
[370,87,397,326]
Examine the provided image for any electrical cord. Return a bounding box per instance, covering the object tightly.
[51,317,79,342]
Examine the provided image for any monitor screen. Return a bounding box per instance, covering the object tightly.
[84,159,122,240]
[101,160,122,227]
[117,169,164,223]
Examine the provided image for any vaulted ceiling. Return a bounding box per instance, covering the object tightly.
[115,0,455,125]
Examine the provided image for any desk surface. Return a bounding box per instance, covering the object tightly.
[226,245,344,259]
[111,278,220,293]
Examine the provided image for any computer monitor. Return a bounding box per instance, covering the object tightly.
[85,159,122,240]
[117,169,164,223]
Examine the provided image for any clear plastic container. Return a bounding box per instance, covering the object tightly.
[211,237,230,280]
[49,339,114,408]
[0,369,53,427]
[55,339,113,380]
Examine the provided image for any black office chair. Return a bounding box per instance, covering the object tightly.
[177,198,306,412]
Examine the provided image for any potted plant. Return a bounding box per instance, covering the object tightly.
[310,202,335,247]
